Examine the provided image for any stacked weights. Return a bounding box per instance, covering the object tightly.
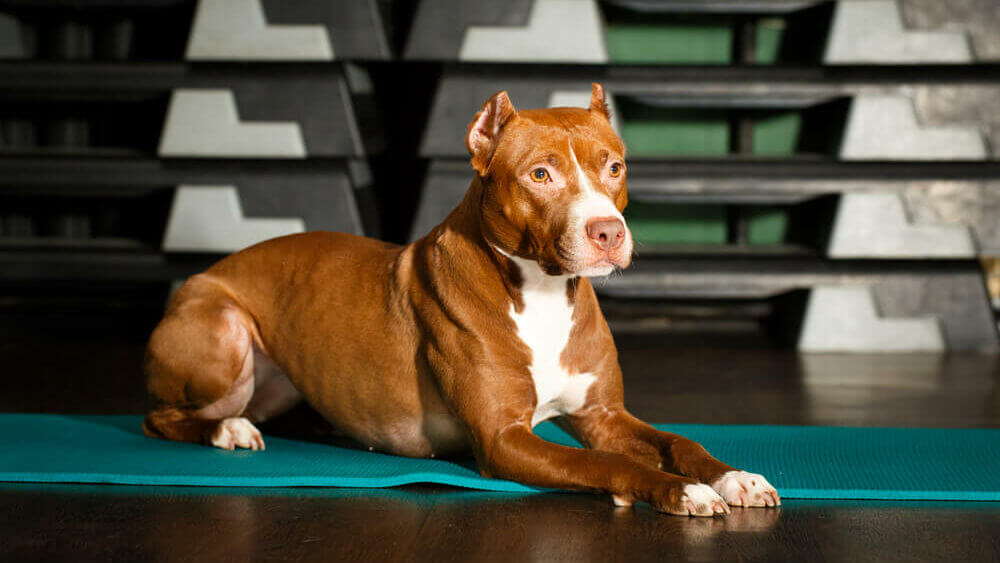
[0,0,389,288]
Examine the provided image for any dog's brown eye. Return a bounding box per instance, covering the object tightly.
[609,163,623,178]
[530,168,549,182]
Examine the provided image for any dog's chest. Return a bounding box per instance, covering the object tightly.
[508,265,597,427]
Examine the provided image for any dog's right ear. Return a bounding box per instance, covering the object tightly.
[466,90,517,176]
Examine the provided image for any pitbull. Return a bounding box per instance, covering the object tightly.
[143,84,780,516]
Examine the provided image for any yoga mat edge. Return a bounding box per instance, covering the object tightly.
[1,415,997,502]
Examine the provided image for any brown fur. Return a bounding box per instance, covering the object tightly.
[142,84,778,515]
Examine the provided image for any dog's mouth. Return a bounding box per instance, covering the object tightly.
[589,255,628,274]
[563,253,630,278]
[551,230,633,278]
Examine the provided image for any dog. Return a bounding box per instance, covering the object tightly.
[143,83,780,516]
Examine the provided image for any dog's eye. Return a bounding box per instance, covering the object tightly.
[530,168,549,183]
[609,163,623,178]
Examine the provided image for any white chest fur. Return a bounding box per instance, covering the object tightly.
[506,255,597,427]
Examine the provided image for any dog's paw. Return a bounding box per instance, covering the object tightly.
[678,483,731,517]
[645,481,730,517]
[210,417,266,451]
[711,471,780,507]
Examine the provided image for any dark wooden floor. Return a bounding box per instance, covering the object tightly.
[2,320,999,562]
[3,485,999,563]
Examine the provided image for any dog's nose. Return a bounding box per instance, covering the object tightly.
[586,217,625,251]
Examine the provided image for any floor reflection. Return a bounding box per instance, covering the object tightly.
[0,484,787,562]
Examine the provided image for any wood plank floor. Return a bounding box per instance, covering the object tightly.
[2,485,999,563]
[1,325,999,562]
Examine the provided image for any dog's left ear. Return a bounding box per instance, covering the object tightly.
[467,90,517,176]
[589,83,610,120]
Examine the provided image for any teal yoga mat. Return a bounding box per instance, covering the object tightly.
[0,415,998,501]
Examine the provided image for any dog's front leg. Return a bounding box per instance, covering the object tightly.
[471,421,730,516]
[564,406,781,508]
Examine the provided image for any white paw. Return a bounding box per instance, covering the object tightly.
[210,417,266,451]
[611,494,632,507]
[681,483,730,516]
[711,471,780,507]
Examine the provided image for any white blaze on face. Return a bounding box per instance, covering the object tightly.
[499,251,597,427]
[569,143,597,194]
[566,145,632,277]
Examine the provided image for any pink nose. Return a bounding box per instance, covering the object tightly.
[586,217,625,251]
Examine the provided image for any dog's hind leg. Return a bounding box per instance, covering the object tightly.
[142,275,266,451]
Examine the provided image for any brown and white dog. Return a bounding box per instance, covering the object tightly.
[143,84,780,516]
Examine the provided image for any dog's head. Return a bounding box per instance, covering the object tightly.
[466,83,632,277]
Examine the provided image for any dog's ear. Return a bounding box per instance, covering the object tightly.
[589,83,610,120]
[466,90,517,176]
